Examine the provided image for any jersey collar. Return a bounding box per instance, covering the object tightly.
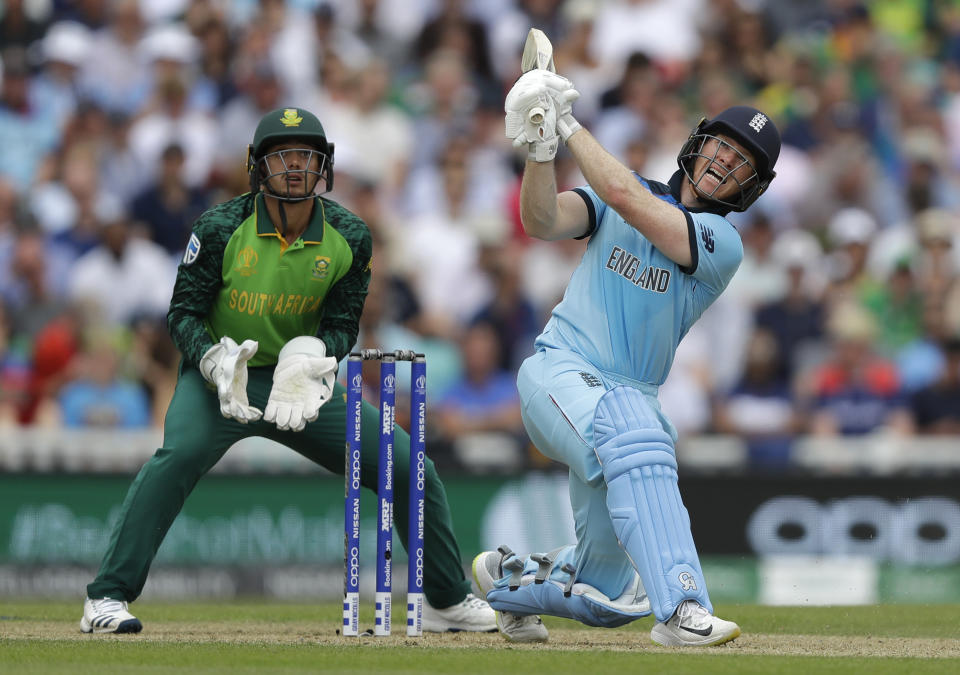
[254,193,327,244]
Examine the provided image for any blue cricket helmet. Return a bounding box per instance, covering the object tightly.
[677,105,781,212]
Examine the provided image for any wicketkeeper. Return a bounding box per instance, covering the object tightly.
[80,108,495,634]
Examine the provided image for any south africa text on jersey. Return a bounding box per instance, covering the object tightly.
[605,246,671,293]
[228,289,325,316]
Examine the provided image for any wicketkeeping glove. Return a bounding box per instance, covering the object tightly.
[264,336,338,432]
[199,336,263,423]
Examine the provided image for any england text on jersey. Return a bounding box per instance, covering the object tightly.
[604,246,671,293]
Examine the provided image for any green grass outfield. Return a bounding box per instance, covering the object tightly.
[2,600,958,674]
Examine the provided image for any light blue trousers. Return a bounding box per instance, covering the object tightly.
[515,348,678,604]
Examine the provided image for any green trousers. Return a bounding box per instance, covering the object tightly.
[87,364,471,609]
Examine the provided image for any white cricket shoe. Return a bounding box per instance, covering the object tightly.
[472,550,549,643]
[421,593,497,633]
[650,599,740,647]
[80,597,143,634]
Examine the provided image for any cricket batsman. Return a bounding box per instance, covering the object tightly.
[81,107,495,634]
[472,34,781,646]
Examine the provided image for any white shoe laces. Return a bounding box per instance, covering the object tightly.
[459,593,489,611]
[92,598,128,613]
[675,599,711,628]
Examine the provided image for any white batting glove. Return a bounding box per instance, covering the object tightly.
[540,73,582,143]
[199,336,263,423]
[505,70,560,162]
[264,336,338,432]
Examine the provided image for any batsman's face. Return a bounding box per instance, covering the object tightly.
[262,142,323,197]
[691,134,757,202]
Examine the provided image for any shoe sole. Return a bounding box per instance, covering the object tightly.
[650,624,740,647]
[80,617,143,634]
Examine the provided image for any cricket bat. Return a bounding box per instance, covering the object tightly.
[521,28,555,125]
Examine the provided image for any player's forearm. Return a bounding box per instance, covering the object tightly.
[566,130,693,266]
[315,319,358,363]
[519,160,560,240]
[167,309,214,367]
[315,283,367,362]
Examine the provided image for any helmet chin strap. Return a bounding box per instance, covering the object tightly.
[278,200,289,238]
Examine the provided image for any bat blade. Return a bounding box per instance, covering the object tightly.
[521,28,555,125]
[521,28,555,74]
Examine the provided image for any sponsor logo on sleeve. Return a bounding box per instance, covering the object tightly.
[699,225,715,253]
[182,233,201,265]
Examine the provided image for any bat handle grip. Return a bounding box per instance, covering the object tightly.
[529,107,545,125]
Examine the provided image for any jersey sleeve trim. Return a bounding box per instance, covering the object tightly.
[572,187,597,239]
[678,209,699,276]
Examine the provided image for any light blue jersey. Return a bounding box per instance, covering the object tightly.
[534,174,744,385]
[507,173,747,622]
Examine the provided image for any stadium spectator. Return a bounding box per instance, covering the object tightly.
[0,300,29,426]
[0,0,48,50]
[714,328,800,470]
[909,337,960,434]
[726,214,791,309]
[29,21,92,134]
[755,230,828,382]
[0,49,60,191]
[590,0,704,76]
[823,207,882,308]
[316,57,414,197]
[803,303,911,437]
[66,194,176,327]
[862,259,924,354]
[413,0,497,98]
[403,49,479,169]
[56,328,151,429]
[76,0,150,116]
[214,61,285,171]
[29,142,107,259]
[434,320,526,472]
[130,143,209,258]
[127,74,217,190]
[401,138,498,334]
[551,0,613,126]
[190,12,239,109]
[471,239,540,372]
[3,229,72,341]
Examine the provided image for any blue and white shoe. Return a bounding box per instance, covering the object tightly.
[650,599,740,646]
[80,597,143,634]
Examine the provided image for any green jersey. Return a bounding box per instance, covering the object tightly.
[168,192,372,367]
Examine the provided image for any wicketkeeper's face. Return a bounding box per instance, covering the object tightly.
[261,142,325,198]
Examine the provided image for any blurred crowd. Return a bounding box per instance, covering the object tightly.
[1,0,960,472]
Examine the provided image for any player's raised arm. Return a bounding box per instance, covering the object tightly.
[505,66,590,241]
[564,130,693,265]
[506,67,691,261]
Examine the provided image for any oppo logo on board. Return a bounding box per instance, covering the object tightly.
[746,496,960,565]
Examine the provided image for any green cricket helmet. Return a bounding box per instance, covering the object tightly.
[247,107,335,200]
